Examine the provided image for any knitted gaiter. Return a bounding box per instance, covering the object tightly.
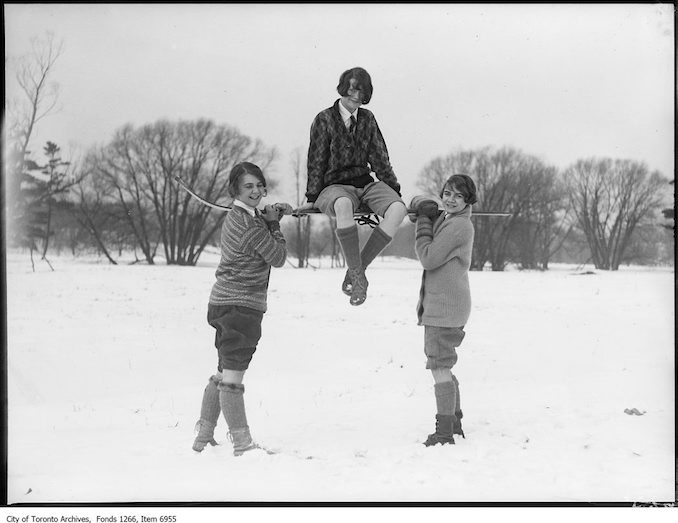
[434,381,457,418]
[192,375,223,451]
[199,375,221,425]
[335,225,362,269]
[360,227,392,268]
[218,382,248,431]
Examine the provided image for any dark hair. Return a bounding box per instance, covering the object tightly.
[227,162,266,197]
[337,67,373,104]
[440,174,478,205]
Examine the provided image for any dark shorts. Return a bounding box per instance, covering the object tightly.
[424,326,465,370]
[207,304,264,372]
[315,181,404,217]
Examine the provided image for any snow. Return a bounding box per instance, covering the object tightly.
[5,250,675,505]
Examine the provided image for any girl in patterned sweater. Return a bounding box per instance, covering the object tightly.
[192,162,291,456]
[411,174,477,446]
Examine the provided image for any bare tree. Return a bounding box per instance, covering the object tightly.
[69,153,120,264]
[566,158,669,270]
[416,148,478,197]
[87,119,277,265]
[4,32,64,264]
[88,129,160,264]
[511,165,574,270]
[6,32,63,159]
[289,147,311,267]
[418,146,561,270]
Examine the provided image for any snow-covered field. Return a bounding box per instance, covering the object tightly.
[5,249,675,504]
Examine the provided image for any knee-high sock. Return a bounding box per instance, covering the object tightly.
[434,381,457,417]
[336,225,361,269]
[360,227,392,268]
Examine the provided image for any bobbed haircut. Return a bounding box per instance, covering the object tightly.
[440,174,478,205]
[227,162,266,198]
[337,67,373,104]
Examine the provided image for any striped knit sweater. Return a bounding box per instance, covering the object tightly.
[209,206,287,312]
[305,99,401,202]
[415,205,475,328]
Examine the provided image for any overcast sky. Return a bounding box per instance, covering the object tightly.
[4,3,674,203]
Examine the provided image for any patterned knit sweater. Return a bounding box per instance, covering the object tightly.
[209,206,287,313]
[415,205,475,328]
[305,99,401,202]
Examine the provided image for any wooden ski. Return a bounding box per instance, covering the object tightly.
[175,176,512,218]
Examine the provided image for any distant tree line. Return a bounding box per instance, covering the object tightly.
[7,139,673,271]
[414,146,672,271]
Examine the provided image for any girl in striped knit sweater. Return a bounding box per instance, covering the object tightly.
[411,174,478,446]
[192,162,292,456]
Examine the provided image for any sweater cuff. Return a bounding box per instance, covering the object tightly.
[415,216,434,240]
[416,231,434,241]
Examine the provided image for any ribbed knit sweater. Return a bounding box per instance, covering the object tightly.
[305,99,401,202]
[209,206,287,313]
[415,205,475,328]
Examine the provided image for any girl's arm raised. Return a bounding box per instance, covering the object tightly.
[241,215,287,268]
[415,217,473,270]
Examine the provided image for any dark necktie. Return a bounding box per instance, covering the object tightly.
[349,115,356,134]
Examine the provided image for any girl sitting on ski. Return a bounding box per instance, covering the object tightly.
[192,161,292,456]
[411,174,477,446]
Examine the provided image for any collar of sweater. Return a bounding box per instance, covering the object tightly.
[444,205,472,220]
[338,97,358,121]
[232,199,257,217]
[333,98,361,122]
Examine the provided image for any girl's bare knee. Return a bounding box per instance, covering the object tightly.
[387,201,408,219]
[431,367,453,383]
[334,197,354,215]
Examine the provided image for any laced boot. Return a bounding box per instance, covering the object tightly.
[228,427,259,456]
[453,410,465,439]
[192,375,221,452]
[348,266,369,306]
[424,414,455,447]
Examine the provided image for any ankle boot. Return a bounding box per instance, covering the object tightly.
[219,382,261,456]
[341,269,353,296]
[348,266,368,306]
[228,426,259,456]
[424,414,455,446]
[192,375,221,452]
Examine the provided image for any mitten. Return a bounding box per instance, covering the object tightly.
[261,204,280,224]
[409,195,440,221]
[416,200,440,220]
[273,202,294,220]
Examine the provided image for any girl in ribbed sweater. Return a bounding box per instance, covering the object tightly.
[192,162,291,456]
[411,174,477,446]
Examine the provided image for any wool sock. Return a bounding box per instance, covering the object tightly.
[360,227,392,268]
[434,381,457,417]
[218,382,248,431]
[335,225,362,269]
